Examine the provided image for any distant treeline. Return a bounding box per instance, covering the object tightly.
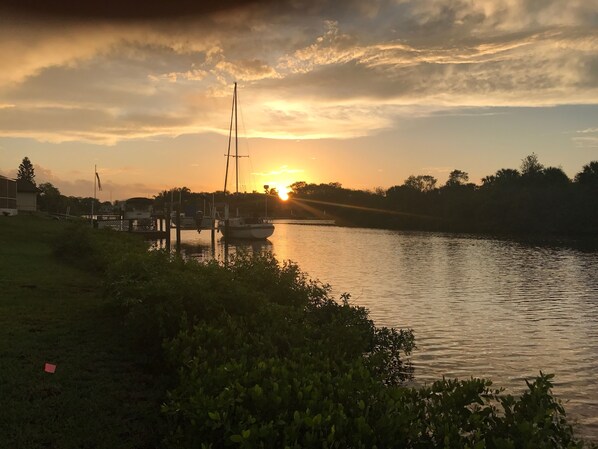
[35,154,598,235]
[37,182,112,216]
[286,155,598,235]
[175,154,596,235]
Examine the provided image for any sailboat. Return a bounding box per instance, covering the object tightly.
[217,82,274,240]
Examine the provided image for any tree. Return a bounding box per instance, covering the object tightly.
[37,182,62,213]
[373,186,386,196]
[403,175,437,192]
[444,170,469,187]
[482,169,521,188]
[542,167,569,185]
[520,153,544,177]
[290,181,307,196]
[574,161,598,186]
[17,157,36,185]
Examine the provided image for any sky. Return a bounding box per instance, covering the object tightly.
[0,0,597,200]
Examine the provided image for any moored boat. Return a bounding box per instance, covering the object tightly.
[214,82,275,240]
[219,216,274,240]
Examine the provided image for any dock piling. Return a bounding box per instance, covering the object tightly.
[175,205,181,255]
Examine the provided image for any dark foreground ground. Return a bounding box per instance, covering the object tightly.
[0,215,161,449]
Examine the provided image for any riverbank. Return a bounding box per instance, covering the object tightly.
[1,215,593,448]
[0,215,162,448]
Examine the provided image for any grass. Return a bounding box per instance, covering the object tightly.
[0,215,162,449]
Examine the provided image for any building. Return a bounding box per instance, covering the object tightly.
[16,179,40,212]
[0,175,18,216]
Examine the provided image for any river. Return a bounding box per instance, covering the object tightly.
[172,221,598,439]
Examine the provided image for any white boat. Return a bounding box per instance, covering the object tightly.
[220,216,274,239]
[216,82,274,240]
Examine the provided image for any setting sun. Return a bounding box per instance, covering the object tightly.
[276,184,290,201]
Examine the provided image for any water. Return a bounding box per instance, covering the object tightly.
[174,223,598,439]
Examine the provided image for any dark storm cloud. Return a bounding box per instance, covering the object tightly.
[0,0,392,22]
[0,0,279,21]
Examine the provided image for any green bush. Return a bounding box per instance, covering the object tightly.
[103,252,329,350]
[163,362,584,449]
[160,268,416,448]
[53,222,148,272]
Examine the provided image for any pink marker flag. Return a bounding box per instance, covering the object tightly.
[44,363,56,374]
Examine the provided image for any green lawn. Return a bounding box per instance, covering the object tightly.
[0,215,162,449]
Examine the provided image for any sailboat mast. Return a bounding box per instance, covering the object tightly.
[234,82,239,194]
[223,83,236,194]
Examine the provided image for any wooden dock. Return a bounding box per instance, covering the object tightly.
[94,214,170,242]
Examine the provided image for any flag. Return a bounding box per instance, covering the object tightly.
[95,171,102,191]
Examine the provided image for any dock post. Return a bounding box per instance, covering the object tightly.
[224,219,229,264]
[175,205,181,255]
[211,219,215,256]
[165,209,171,253]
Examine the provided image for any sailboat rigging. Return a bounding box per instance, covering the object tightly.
[218,82,274,240]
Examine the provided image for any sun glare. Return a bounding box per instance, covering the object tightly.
[277,185,290,201]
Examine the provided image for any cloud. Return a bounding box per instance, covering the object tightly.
[0,0,597,144]
[31,164,163,198]
[215,59,280,81]
[572,136,598,148]
[0,104,199,144]
[572,127,598,148]
[274,23,598,106]
[0,0,281,21]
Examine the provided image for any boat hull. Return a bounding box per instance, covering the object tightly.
[219,223,274,240]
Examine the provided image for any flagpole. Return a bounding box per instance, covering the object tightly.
[92,164,96,224]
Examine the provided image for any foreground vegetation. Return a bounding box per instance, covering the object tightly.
[2,215,594,448]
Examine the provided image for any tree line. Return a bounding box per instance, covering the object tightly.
[287,154,598,235]
[13,154,598,234]
[147,154,598,236]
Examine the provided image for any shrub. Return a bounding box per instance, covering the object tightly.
[53,222,148,271]
[163,366,585,449]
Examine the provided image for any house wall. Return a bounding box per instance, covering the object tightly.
[17,192,37,211]
[0,177,18,216]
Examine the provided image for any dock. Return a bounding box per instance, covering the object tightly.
[94,213,171,242]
